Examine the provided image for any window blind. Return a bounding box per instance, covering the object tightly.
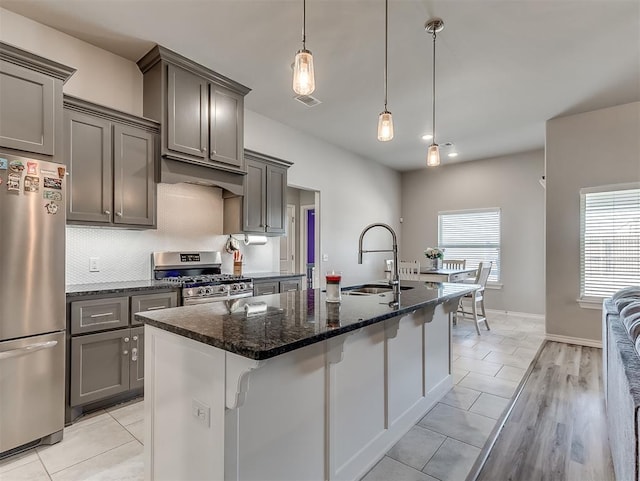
[581,187,640,298]
[438,209,501,282]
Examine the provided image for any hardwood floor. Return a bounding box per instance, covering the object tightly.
[472,341,615,481]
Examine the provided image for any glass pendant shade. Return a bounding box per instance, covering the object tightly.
[293,49,315,95]
[377,111,394,141]
[427,143,440,167]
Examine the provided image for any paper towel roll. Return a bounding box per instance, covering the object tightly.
[244,235,268,246]
[245,302,268,316]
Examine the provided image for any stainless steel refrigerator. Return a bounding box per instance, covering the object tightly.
[0,151,65,454]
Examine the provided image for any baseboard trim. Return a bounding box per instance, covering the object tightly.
[485,309,545,321]
[545,334,602,348]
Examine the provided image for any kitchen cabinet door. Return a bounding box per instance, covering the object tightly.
[265,163,287,235]
[70,330,130,406]
[113,123,156,226]
[129,327,144,390]
[280,278,302,292]
[130,291,178,326]
[243,157,267,233]
[64,109,113,223]
[167,64,208,159]
[209,84,244,169]
[0,60,55,155]
[253,280,279,297]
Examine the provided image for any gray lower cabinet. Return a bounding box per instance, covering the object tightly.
[130,291,177,326]
[138,46,250,172]
[253,276,304,297]
[67,289,177,411]
[254,280,279,296]
[0,42,74,158]
[129,327,144,390]
[64,95,158,227]
[70,329,130,406]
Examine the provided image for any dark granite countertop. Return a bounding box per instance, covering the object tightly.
[246,272,305,281]
[135,280,477,360]
[66,280,177,297]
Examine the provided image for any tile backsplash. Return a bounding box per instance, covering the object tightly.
[66,183,278,285]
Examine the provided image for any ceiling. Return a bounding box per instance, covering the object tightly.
[2,0,639,171]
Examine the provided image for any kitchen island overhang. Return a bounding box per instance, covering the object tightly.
[136,281,477,481]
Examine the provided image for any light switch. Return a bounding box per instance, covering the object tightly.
[192,399,210,428]
[89,257,100,272]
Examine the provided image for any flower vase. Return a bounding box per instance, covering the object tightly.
[424,258,441,271]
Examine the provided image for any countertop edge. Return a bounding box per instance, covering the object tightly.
[136,285,476,360]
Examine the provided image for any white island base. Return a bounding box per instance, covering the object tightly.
[144,303,453,481]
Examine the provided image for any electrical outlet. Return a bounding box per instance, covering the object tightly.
[322,254,329,262]
[192,399,210,427]
[89,257,100,272]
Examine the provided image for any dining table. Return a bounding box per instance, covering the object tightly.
[419,267,477,283]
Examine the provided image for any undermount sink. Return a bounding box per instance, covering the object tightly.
[343,284,415,295]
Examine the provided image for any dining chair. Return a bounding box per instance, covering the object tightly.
[398,260,420,280]
[456,261,492,335]
[443,259,466,269]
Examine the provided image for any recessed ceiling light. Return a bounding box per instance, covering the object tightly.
[421,134,433,141]
[448,152,458,158]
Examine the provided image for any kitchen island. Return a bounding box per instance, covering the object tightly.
[136,280,476,481]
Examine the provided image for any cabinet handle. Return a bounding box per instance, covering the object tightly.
[123,349,129,355]
[133,335,138,341]
[116,212,123,217]
[146,306,166,310]
[202,146,207,153]
[212,149,216,155]
[90,312,112,318]
[131,347,138,362]
[123,337,130,343]
[104,210,111,215]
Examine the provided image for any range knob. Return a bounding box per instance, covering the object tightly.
[238,283,247,290]
[204,287,213,295]
[197,287,206,296]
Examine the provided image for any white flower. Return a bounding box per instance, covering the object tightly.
[423,247,444,259]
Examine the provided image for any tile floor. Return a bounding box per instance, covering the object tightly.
[0,312,544,481]
[361,311,545,481]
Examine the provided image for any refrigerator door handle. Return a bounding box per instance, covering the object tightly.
[0,340,58,360]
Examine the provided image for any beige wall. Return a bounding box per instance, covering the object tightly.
[546,101,640,342]
[401,150,546,315]
[0,8,143,115]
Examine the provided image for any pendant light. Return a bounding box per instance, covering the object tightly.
[377,0,393,141]
[425,18,444,167]
[293,0,315,96]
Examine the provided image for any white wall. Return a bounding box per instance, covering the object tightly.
[546,101,640,342]
[245,111,402,287]
[401,151,546,315]
[0,7,143,115]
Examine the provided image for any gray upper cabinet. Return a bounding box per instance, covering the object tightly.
[0,42,75,159]
[224,150,292,236]
[167,64,208,159]
[64,96,159,228]
[138,45,250,173]
[209,85,243,168]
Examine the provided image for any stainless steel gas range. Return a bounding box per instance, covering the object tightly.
[152,251,253,305]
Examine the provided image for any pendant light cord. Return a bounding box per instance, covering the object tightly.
[383,0,388,111]
[431,28,437,144]
[302,0,307,49]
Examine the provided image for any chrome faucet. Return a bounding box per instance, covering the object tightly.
[358,223,400,297]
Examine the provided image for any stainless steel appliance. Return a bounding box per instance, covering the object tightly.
[0,152,66,455]
[152,251,253,305]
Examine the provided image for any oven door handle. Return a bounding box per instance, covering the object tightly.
[0,341,58,360]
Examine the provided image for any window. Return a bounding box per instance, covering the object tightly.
[580,185,640,299]
[438,209,501,282]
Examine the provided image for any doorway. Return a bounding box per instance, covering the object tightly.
[285,186,320,288]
